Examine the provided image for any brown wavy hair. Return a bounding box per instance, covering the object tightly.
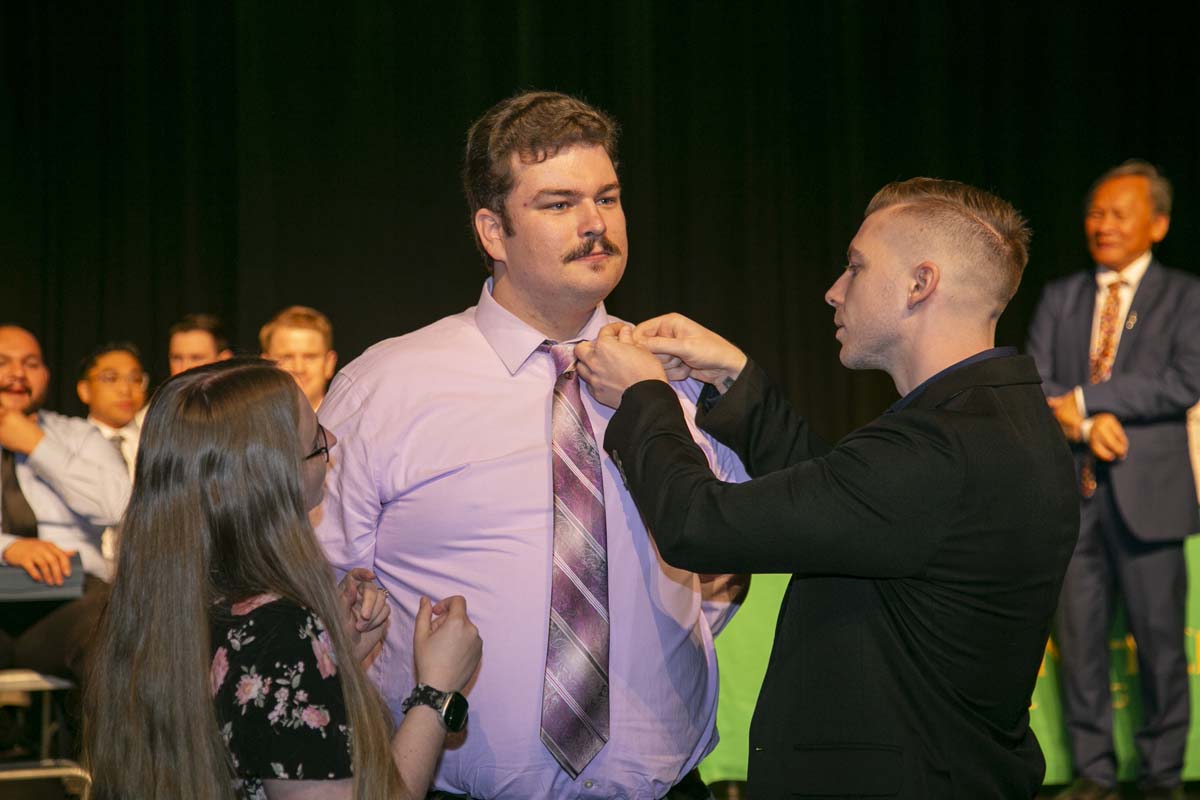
[463,90,619,271]
[84,358,401,798]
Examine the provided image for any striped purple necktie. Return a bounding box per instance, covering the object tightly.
[539,341,610,778]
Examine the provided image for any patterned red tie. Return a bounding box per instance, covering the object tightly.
[1080,279,1126,498]
[538,341,610,778]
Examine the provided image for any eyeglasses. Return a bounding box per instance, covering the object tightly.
[305,424,331,462]
[91,371,150,389]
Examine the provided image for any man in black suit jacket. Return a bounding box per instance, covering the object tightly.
[1027,161,1200,800]
[575,178,1080,798]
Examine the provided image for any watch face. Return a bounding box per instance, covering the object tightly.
[442,692,469,732]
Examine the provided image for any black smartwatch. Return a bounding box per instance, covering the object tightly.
[401,684,469,732]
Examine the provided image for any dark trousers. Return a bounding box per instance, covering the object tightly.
[0,575,110,680]
[1055,478,1190,788]
[426,767,713,800]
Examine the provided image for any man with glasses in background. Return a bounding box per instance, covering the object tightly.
[76,342,147,478]
[77,342,148,565]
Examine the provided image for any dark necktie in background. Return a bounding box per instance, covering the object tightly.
[1,447,39,538]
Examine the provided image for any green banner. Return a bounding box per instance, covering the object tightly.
[701,537,1200,785]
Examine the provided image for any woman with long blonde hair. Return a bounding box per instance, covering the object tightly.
[84,359,481,799]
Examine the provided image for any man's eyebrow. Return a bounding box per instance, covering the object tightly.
[846,245,863,262]
[532,189,583,202]
[531,183,621,202]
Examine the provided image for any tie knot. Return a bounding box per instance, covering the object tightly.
[540,341,577,376]
[1098,274,1128,292]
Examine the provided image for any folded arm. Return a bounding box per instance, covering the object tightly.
[1080,281,1200,421]
[27,424,130,526]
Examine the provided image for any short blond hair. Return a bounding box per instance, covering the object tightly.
[865,178,1031,313]
[259,306,333,352]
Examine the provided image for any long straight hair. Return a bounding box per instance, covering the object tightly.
[84,359,401,799]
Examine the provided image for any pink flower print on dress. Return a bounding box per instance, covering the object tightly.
[232,593,280,616]
[268,686,290,725]
[311,629,337,679]
[210,646,229,697]
[300,706,331,730]
[235,672,268,706]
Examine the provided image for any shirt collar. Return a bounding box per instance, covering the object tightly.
[887,346,1017,413]
[1096,250,1152,290]
[474,278,609,376]
[87,416,139,438]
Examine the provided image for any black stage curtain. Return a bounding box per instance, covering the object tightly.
[3,1,1198,438]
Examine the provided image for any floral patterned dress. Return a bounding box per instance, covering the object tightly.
[209,594,353,799]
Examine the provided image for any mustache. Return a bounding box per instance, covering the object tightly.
[563,236,622,264]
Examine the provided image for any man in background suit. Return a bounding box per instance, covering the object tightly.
[1028,161,1200,800]
[576,178,1080,798]
[167,313,233,377]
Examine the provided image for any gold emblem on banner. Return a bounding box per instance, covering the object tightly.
[1186,627,1200,675]
[1111,680,1130,710]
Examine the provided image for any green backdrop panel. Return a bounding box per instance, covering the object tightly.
[699,573,791,784]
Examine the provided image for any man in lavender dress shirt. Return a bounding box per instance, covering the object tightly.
[315,92,749,799]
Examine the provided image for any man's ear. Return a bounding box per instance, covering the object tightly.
[474,207,508,266]
[908,261,940,309]
[323,350,338,380]
[77,379,91,406]
[1150,213,1170,245]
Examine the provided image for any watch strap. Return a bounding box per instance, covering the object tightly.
[401,683,447,713]
[401,683,468,732]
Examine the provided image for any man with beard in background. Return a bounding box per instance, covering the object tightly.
[0,325,129,752]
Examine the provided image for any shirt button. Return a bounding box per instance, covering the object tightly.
[583,780,594,789]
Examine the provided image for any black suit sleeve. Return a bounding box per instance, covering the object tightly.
[695,360,833,475]
[606,376,965,577]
